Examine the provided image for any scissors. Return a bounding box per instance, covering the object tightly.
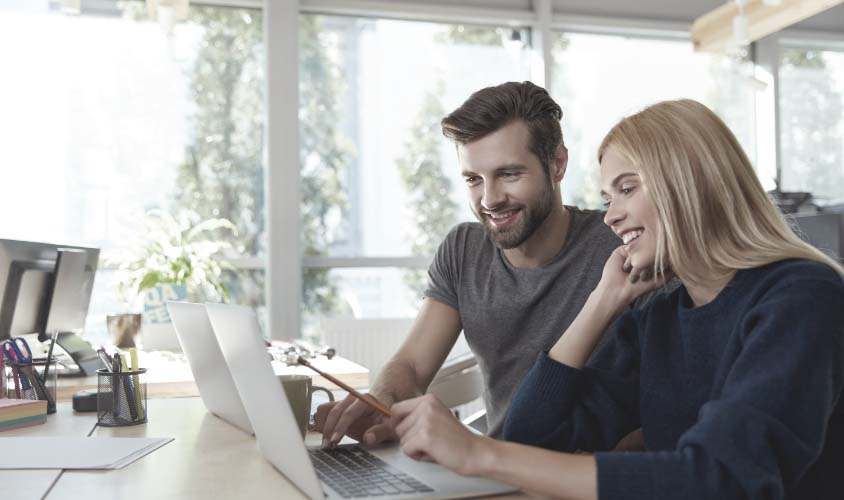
[1,338,50,402]
[1,339,26,398]
[0,344,5,397]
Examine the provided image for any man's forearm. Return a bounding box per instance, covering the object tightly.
[369,358,426,406]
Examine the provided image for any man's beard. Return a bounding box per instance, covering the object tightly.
[476,184,555,249]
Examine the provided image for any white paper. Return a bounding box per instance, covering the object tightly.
[0,437,173,469]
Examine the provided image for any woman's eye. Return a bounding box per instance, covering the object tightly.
[620,185,636,195]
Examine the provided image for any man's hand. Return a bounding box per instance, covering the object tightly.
[315,393,397,448]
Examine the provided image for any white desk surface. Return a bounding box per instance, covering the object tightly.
[7,398,531,500]
[48,397,300,499]
[1,402,97,500]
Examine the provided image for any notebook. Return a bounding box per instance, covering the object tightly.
[0,399,47,432]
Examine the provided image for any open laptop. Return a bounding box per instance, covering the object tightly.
[166,301,253,435]
[205,302,518,500]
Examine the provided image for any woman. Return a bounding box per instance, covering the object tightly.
[390,99,844,499]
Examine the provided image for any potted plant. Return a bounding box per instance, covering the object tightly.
[115,209,238,350]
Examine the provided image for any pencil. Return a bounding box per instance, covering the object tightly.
[296,356,392,418]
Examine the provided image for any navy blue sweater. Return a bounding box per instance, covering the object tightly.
[502,259,844,500]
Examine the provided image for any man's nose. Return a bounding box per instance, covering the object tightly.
[481,182,505,210]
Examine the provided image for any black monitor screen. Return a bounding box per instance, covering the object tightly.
[0,239,99,341]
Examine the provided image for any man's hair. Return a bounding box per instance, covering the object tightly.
[599,99,844,284]
[441,81,563,176]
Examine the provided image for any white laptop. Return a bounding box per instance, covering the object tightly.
[205,302,518,500]
[166,301,254,435]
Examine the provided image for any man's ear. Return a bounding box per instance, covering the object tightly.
[552,144,568,182]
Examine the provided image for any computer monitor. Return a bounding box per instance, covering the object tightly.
[0,239,101,375]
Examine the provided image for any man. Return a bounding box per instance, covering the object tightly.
[316,81,620,447]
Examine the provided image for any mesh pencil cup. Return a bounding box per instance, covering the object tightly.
[96,368,148,426]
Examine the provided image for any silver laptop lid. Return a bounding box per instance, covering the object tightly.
[166,301,253,435]
[205,302,324,500]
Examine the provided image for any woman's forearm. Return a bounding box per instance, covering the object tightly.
[468,437,598,500]
[548,288,626,369]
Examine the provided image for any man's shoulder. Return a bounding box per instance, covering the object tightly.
[566,206,620,250]
[442,222,493,248]
[447,221,485,238]
[432,222,496,264]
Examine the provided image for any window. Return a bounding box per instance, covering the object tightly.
[779,46,844,203]
[299,15,533,333]
[0,3,265,342]
[550,32,758,209]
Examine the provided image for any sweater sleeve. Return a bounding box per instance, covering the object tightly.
[596,277,844,500]
[502,311,642,452]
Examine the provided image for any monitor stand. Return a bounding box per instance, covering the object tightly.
[55,332,102,376]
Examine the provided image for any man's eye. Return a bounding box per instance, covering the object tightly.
[465,177,480,186]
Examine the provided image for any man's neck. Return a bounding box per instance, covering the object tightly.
[503,203,570,269]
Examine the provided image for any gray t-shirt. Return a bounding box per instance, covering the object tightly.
[424,206,620,437]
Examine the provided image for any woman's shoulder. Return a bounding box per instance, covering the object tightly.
[746,258,844,290]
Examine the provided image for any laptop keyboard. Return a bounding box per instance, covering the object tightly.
[310,446,435,498]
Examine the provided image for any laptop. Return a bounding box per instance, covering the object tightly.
[205,302,518,500]
[166,301,254,435]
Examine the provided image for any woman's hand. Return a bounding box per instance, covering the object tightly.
[596,245,671,309]
[391,394,493,477]
[548,246,673,368]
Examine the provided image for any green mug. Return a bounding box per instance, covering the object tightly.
[279,374,334,438]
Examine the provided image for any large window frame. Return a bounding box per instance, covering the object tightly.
[757,29,844,193]
[225,0,844,338]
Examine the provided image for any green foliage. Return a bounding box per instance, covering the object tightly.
[299,15,355,320]
[174,6,264,257]
[116,210,237,303]
[161,9,353,322]
[395,79,458,296]
[782,49,826,69]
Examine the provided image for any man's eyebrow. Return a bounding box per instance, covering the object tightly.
[461,164,528,177]
[599,172,638,197]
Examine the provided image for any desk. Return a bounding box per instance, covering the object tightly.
[1,402,96,500]
[55,352,369,401]
[19,398,529,500]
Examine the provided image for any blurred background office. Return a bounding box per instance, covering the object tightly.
[0,0,842,351]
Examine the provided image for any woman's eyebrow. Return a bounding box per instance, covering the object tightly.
[600,172,638,197]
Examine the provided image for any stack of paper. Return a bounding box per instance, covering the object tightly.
[0,437,174,469]
[0,399,47,432]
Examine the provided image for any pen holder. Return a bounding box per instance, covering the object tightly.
[4,357,57,414]
[96,368,148,426]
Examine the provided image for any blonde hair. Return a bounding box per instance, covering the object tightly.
[598,99,844,286]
